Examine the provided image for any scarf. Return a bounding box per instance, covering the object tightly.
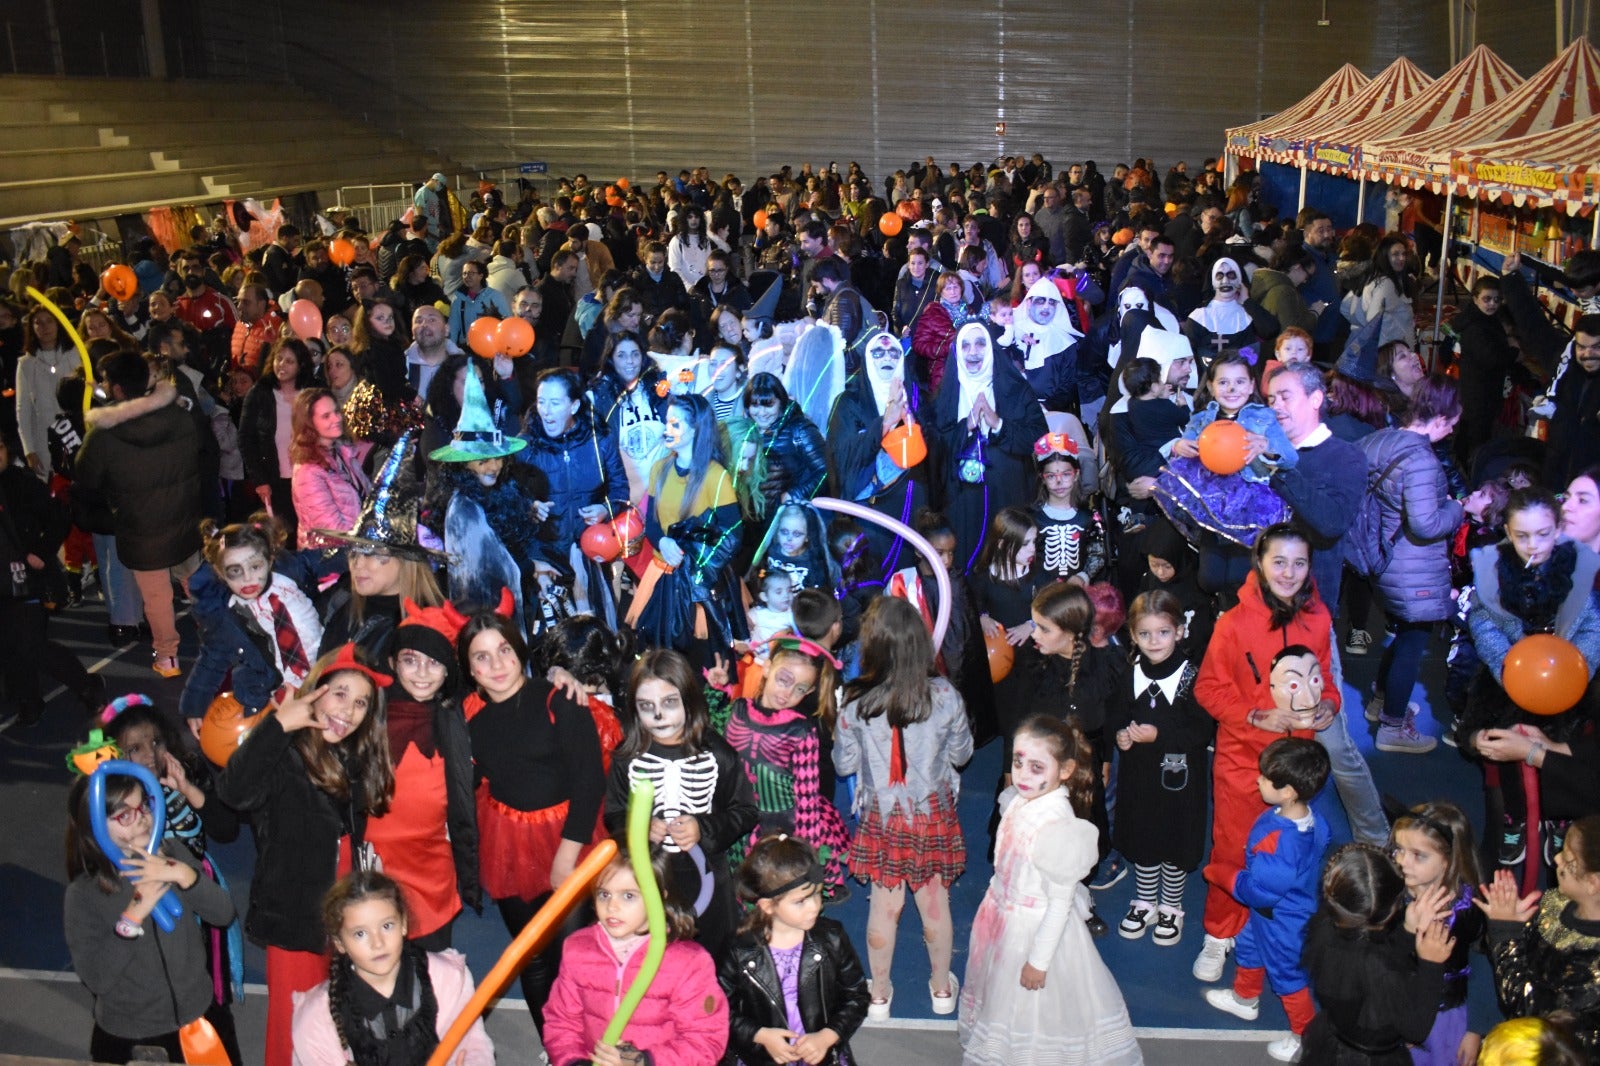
[954,322,996,421]
[332,942,439,1066]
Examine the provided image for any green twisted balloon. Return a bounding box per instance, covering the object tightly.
[601,779,667,1046]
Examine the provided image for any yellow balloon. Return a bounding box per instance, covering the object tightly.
[25,286,94,413]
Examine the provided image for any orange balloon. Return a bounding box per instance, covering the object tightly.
[101,264,138,301]
[329,237,356,266]
[879,212,903,237]
[1503,634,1589,716]
[199,693,260,767]
[497,316,534,357]
[1197,420,1251,476]
[580,521,621,562]
[986,626,1015,682]
[288,298,322,341]
[613,509,644,542]
[467,316,502,358]
[753,209,770,230]
[617,177,631,190]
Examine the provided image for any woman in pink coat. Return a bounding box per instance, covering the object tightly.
[542,848,728,1066]
[290,388,373,549]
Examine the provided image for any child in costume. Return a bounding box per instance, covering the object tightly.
[1032,432,1106,586]
[750,500,839,592]
[958,716,1142,1066]
[290,871,494,1066]
[718,836,870,1066]
[604,648,757,957]
[709,637,852,900]
[1134,518,1214,654]
[1109,590,1213,948]
[543,844,729,1066]
[1389,802,1486,1066]
[181,512,324,730]
[539,613,629,773]
[1203,731,1332,1063]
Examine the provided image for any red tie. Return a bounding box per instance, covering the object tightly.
[267,592,311,680]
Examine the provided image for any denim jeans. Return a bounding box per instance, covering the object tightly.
[91,533,144,626]
[1377,620,1435,725]
[1317,638,1390,845]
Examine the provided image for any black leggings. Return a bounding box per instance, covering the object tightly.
[89,1001,239,1065]
[496,892,592,1035]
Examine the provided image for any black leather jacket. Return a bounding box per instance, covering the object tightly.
[756,405,829,509]
[717,916,870,1066]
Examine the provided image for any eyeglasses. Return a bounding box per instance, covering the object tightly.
[109,801,150,827]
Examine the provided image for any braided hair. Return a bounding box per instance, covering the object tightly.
[322,871,440,1066]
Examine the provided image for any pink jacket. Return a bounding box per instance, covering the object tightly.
[289,949,494,1066]
[542,926,729,1066]
[291,440,373,549]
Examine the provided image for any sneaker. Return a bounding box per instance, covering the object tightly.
[866,980,892,1021]
[1364,693,1383,723]
[930,973,958,1015]
[1441,727,1458,748]
[1204,987,1260,1021]
[152,656,181,679]
[1543,821,1569,871]
[1344,628,1373,655]
[1499,821,1526,867]
[1375,707,1436,754]
[1192,934,1233,981]
[1119,900,1156,939]
[1267,1033,1303,1062]
[1089,856,1127,891]
[1086,908,1110,938]
[1152,905,1184,946]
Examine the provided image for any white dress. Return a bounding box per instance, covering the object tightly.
[958,788,1143,1066]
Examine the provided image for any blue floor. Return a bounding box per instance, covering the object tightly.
[2,601,1505,1038]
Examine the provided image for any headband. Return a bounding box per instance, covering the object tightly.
[1033,432,1080,460]
[758,861,826,899]
[99,693,156,726]
[1399,813,1455,847]
[767,636,843,670]
[319,642,393,689]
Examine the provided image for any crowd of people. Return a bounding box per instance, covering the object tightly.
[7,152,1600,1066]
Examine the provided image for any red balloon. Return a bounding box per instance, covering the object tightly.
[329,237,356,266]
[1503,634,1589,716]
[101,264,138,302]
[467,316,502,358]
[579,521,621,563]
[497,316,534,357]
[613,509,644,542]
[879,213,903,237]
[288,298,322,341]
[200,692,259,767]
[1197,419,1251,476]
[986,626,1015,682]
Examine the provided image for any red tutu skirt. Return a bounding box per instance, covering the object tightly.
[845,790,966,890]
[476,783,603,902]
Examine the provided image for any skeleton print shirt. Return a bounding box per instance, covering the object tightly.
[1032,503,1106,583]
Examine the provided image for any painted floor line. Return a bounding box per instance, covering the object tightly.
[0,970,1284,1041]
[40,607,190,704]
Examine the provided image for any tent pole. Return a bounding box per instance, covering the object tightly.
[1433,186,1455,344]
[1591,207,1598,249]
[1357,177,1366,222]
[1298,163,1308,212]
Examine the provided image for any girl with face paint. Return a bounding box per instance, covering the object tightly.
[182,513,325,732]
[603,648,756,957]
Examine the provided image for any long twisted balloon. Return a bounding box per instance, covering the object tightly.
[602,779,667,1045]
[25,286,93,413]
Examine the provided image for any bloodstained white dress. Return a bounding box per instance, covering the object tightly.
[958,787,1143,1066]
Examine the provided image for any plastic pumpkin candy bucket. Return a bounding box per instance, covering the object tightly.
[883,420,927,469]
[199,692,259,767]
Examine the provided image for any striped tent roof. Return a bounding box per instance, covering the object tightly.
[1366,38,1600,191]
[1302,45,1522,176]
[1223,63,1369,157]
[1449,111,1600,215]
[1253,57,1434,167]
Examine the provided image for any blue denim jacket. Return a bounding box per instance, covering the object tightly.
[1181,402,1298,484]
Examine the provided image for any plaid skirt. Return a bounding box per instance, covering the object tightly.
[845,789,965,890]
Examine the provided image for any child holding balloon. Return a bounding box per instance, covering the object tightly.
[64,768,241,1065]
[1455,486,1600,880]
[542,843,729,1066]
[290,870,494,1066]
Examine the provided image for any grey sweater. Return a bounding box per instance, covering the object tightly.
[64,845,235,1040]
[834,676,974,816]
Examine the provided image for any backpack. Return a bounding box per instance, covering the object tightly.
[1344,453,1408,579]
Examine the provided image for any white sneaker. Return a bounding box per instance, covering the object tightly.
[1204,987,1260,1021]
[866,980,892,1021]
[1192,934,1233,981]
[930,972,958,1015]
[1344,628,1373,656]
[1152,905,1184,946]
[1267,1033,1302,1062]
[1119,899,1156,939]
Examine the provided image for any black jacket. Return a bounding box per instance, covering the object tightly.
[426,695,482,911]
[0,460,68,599]
[216,714,371,952]
[238,379,287,485]
[717,917,870,1066]
[754,405,830,509]
[73,396,202,571]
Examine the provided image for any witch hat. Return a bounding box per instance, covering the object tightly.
[427,364,527,463]
[1333,313,1399,394]
[745,269,783,328]
[312,431,447,561]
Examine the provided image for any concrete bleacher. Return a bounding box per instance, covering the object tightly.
[0,75,467,225]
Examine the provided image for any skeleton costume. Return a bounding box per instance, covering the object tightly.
[605,730,756,958]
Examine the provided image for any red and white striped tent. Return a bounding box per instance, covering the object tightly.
[1449,112,1600,215]
[1223,63,1369,165]
[1365,38,1600,192]
[1250,57,1435,169]
[1298,45,1522,177]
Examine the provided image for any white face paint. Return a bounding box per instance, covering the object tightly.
[220,546,271,601]
[1212,260,1243,301]
[633,677,687,746]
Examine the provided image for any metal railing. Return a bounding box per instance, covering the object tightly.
[335,185,415,235]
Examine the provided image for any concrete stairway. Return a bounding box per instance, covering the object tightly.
[0,75,466,225]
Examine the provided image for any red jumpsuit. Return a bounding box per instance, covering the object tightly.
[1193,571,1338,940]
